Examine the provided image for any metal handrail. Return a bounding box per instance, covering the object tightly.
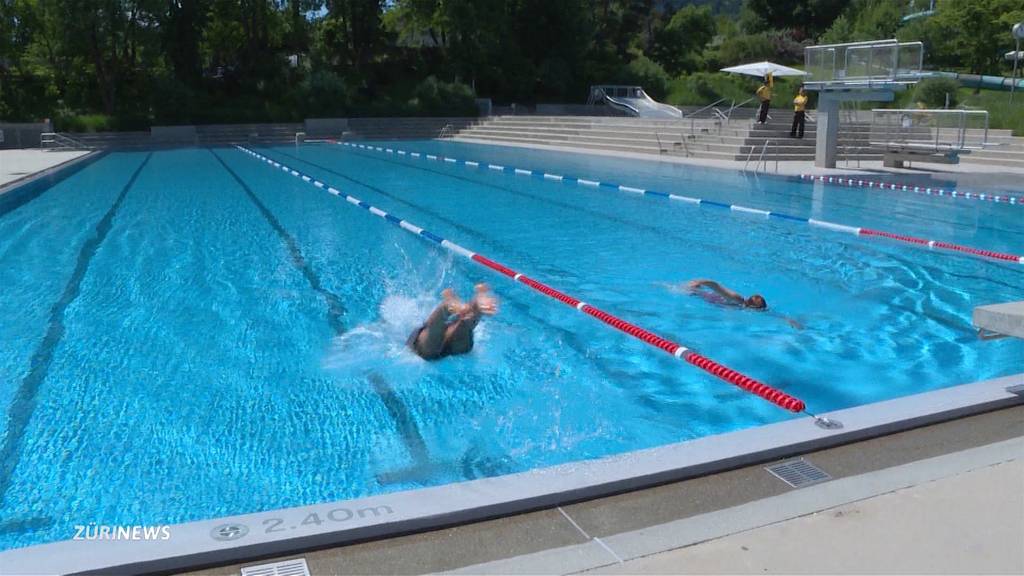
[40,132,89,150]
[869,109,990,152]
[438,123,454,139]
[724,97,756,122]
[743,142,757,172]
[683,98,729,119]
[756,139,775,173]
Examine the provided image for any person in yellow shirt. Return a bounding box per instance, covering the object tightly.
[790,86,808,138]
[755,76,772,124]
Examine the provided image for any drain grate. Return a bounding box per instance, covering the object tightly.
[765,458,831,488]
[240,558,310,576]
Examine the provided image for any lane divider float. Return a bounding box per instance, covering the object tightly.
[799,174,1022,206]
[234,144,811,415]
[335,142,1023,265]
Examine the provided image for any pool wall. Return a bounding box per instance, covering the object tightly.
[1,373,1019,574]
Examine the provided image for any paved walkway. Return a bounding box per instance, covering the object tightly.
[180,407,1023,576]
[0,149,88,187]
[586,459,1023,575]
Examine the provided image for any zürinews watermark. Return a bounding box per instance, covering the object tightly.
[73,524,171,541]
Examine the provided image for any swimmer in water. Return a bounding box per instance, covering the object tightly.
[686,279,766,309]
[665,279,803,329]
[407,284,498,360]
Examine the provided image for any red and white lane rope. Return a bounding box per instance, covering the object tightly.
[236,145,807,414]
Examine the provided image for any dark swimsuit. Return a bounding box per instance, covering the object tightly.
[406,323,474,359]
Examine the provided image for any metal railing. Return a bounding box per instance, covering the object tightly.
[438,123,455,139]
[724,97,756,123]
[743,139,778,174]
[655,131,692,157]
[804,39,924,89]
[869,109,990,152]
[40,132,90,150]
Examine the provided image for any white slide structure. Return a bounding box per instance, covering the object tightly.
[588,85,682,119]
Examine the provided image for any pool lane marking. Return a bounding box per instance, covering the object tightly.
[210,149,347,334]
[799,174,1023,206]
[211,149,433,472]
[335,142,1023,266]
[0,153,153,508]
[236,145,806,414]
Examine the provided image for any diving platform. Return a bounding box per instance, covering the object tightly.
[803,39,925,168]
[974,302,1024,340]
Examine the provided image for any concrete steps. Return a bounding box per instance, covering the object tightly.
[453,114,1024,166]
[456,115,880,161]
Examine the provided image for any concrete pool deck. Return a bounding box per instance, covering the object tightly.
[179,405,1023,575]
[0,149,89,188]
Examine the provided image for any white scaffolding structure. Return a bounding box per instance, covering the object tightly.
[802,39,925,168]
[869,109,990,167]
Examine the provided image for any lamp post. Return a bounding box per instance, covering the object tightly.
[1012,23,1024,103]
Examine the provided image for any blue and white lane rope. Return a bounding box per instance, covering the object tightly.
[234,144,807,413]
[336,142,1024,265]
[799,174,1022,206]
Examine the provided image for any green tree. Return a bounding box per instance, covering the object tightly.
[928,0,1024,76]
[743,0,850,39]
[821,0,902,44]
[650,5,716,75]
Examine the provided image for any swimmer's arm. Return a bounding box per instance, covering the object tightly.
[773,314,804,330]
[688,279,744,303]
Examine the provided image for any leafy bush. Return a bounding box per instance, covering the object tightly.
[712,33,775,67]
[913,78,961,108]
[407,77,478,116]
[54,113,116,132]
[667,72,804,109]
[299,70,355,117]
[620,54,671,100]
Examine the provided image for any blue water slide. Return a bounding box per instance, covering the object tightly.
[922,71,1024,91]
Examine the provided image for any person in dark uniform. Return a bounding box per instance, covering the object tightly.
[407,284,498,360]
[790,87,808,138]
[755,76,772,124]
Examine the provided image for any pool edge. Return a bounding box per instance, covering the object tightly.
[0,372,1020,574]
[0,150,108,217]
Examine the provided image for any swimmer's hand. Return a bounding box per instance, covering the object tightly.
[442,288,463,315]
[471,283,499,316]
[786,317,805,330]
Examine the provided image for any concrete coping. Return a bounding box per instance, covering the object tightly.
[974,301,1024,339]
[0,372,1020,574]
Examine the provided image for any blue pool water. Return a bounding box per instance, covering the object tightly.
[0,142,1021,551]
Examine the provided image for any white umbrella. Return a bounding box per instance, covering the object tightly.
[720,61,807,78]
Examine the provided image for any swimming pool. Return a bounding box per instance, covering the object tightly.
[0,142,1021,553]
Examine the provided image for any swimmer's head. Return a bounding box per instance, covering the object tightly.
[745,294,767,310]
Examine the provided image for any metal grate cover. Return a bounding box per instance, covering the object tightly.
[240,558,310,576]
[765,458,831,488]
